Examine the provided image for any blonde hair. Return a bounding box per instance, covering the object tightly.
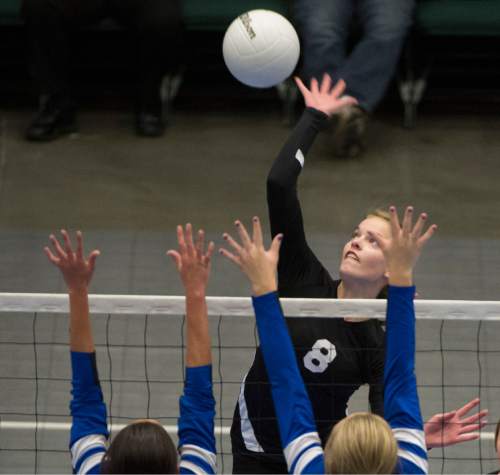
[366,208,391,223]
[324,413,398,474]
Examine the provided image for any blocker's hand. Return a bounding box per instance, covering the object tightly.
[368,206,437,286]
[220,217,282,296]
[44,230,100,292]
[167,224,214,296]
[424,398,488,449]
[294,73,358,117]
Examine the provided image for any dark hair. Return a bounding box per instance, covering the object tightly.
[100,421,178,474]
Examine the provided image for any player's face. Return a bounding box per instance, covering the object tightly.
[339,217,390,283]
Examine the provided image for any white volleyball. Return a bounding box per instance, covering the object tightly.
[222,10,300,88]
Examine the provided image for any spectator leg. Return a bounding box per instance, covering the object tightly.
[21,0,107,103]
[339,0,415,112]
[292,0,354,82]
[111,0,185,123]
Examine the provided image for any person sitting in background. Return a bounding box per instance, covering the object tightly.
[293,0,415,158]
[22,0,184,140]
[44,226,216,474]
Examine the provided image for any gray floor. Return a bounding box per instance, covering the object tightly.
[1,105,500,473]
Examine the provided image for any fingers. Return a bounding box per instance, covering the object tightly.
[219,247,241,267]
[44,246,59,265]
[196,229,205,258]
[456,433,481,443]
[166,250,182,271]
[205,241,215,262]
[176,225,187,254]
[49,234,67,260]
[336,95,358,109]
[411,213,427,240]
[310,77,319,96]
[252,217,263,248]
[185,223,195,256]
[460,409,489,425]
[330,78,346,98]
[402,206,414,235]
[223,232,243,254]
[235,220,252,248]
[76,230,84,261]
[419,223,438,247]
[270,233,283,257]
[455,398,481,417]
[459,422,488,435]
[429,411,456,423]
[294,76,310,99]
[87,250,100,275]
[61,229,75,259]
[367,230,387,252]
[320,73,332,94]
[388,206,401,239]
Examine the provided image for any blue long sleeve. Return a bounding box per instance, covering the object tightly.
[253,292,324,474]
[178,365,217,474]
[385,286,428,474]
[69,351,108,474]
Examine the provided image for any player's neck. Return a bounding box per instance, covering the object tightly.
[338,279,382,299]
[338,280,382,322]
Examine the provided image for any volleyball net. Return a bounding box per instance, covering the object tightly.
[0,293,499,474]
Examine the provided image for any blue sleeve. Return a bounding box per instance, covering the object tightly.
[178,365,217,474]
[69,352,108,475]
[253,292,325,474]
[385,286,428,474]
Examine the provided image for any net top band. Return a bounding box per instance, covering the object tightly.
[0,293,499,320]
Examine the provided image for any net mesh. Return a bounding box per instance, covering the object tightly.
[0,293,499,474]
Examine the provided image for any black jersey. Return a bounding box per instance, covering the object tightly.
[231,108,385,471]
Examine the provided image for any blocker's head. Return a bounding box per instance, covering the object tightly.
[339,209,391,289]
[325,412,398,474]
[101,419,178,474]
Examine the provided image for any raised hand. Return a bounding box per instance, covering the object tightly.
[424,398,488,448]
[368,206,437,286]
[294,73,358,117]
[44,230,100,292]
[167,224,215,296]
[219,217,282,296]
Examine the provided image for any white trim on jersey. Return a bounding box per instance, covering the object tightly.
[392,428,426,449]
[180,444,217,471]
[284,431,322,471]
[294,445,324,474]
[180,459,210,475]
[71,434,107,462]
[71,434,107,471]
[238,373,264,452]
[295,149,305,167]
[77,451,105,475]
[398,449,429,473]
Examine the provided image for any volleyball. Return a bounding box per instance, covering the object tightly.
[222,10,300,88]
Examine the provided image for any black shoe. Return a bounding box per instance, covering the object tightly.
[135,111,165,137]
[26,96,77,142]
[331,105,368,158]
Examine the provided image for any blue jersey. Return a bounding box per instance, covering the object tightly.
[252,286,428,474]
[69,352,217,474]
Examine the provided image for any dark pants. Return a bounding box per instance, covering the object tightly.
[232,450,288,474]
[21,0,184,107]
[293,0,415,112]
